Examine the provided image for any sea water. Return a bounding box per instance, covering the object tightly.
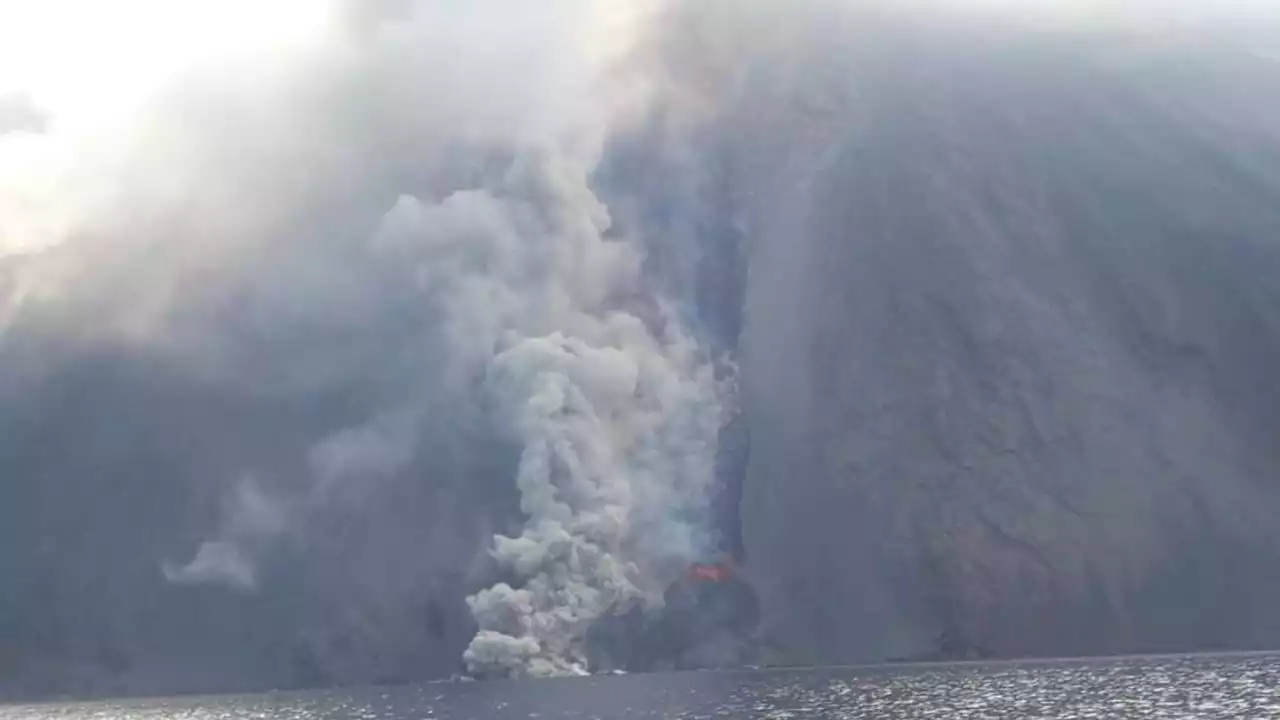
[4,653,1279,719]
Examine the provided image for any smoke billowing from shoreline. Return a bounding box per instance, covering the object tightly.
[2,0,732,680]
[370,151,728,677]
[6,0,1280,697]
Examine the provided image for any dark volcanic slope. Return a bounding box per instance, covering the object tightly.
[654,23,1280,662]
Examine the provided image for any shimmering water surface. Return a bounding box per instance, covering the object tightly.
[5,654,1280,719]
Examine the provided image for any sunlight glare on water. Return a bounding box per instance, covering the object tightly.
[3,653,1280,719]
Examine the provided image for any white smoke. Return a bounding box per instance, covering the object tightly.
[0,0,735,680]
[91,0,725,677]
[160,412,421,594]
[0,93,46,135]
[163,476,288,592]
[369,150,727,677]
[0,0,736,680]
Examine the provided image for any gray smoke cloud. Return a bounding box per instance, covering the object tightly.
[0,0,731,682]
[365,152,727,677]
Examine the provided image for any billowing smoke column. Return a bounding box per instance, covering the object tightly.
[70,0,736,680]
[366,151,728,677]
[0,0,732,687]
